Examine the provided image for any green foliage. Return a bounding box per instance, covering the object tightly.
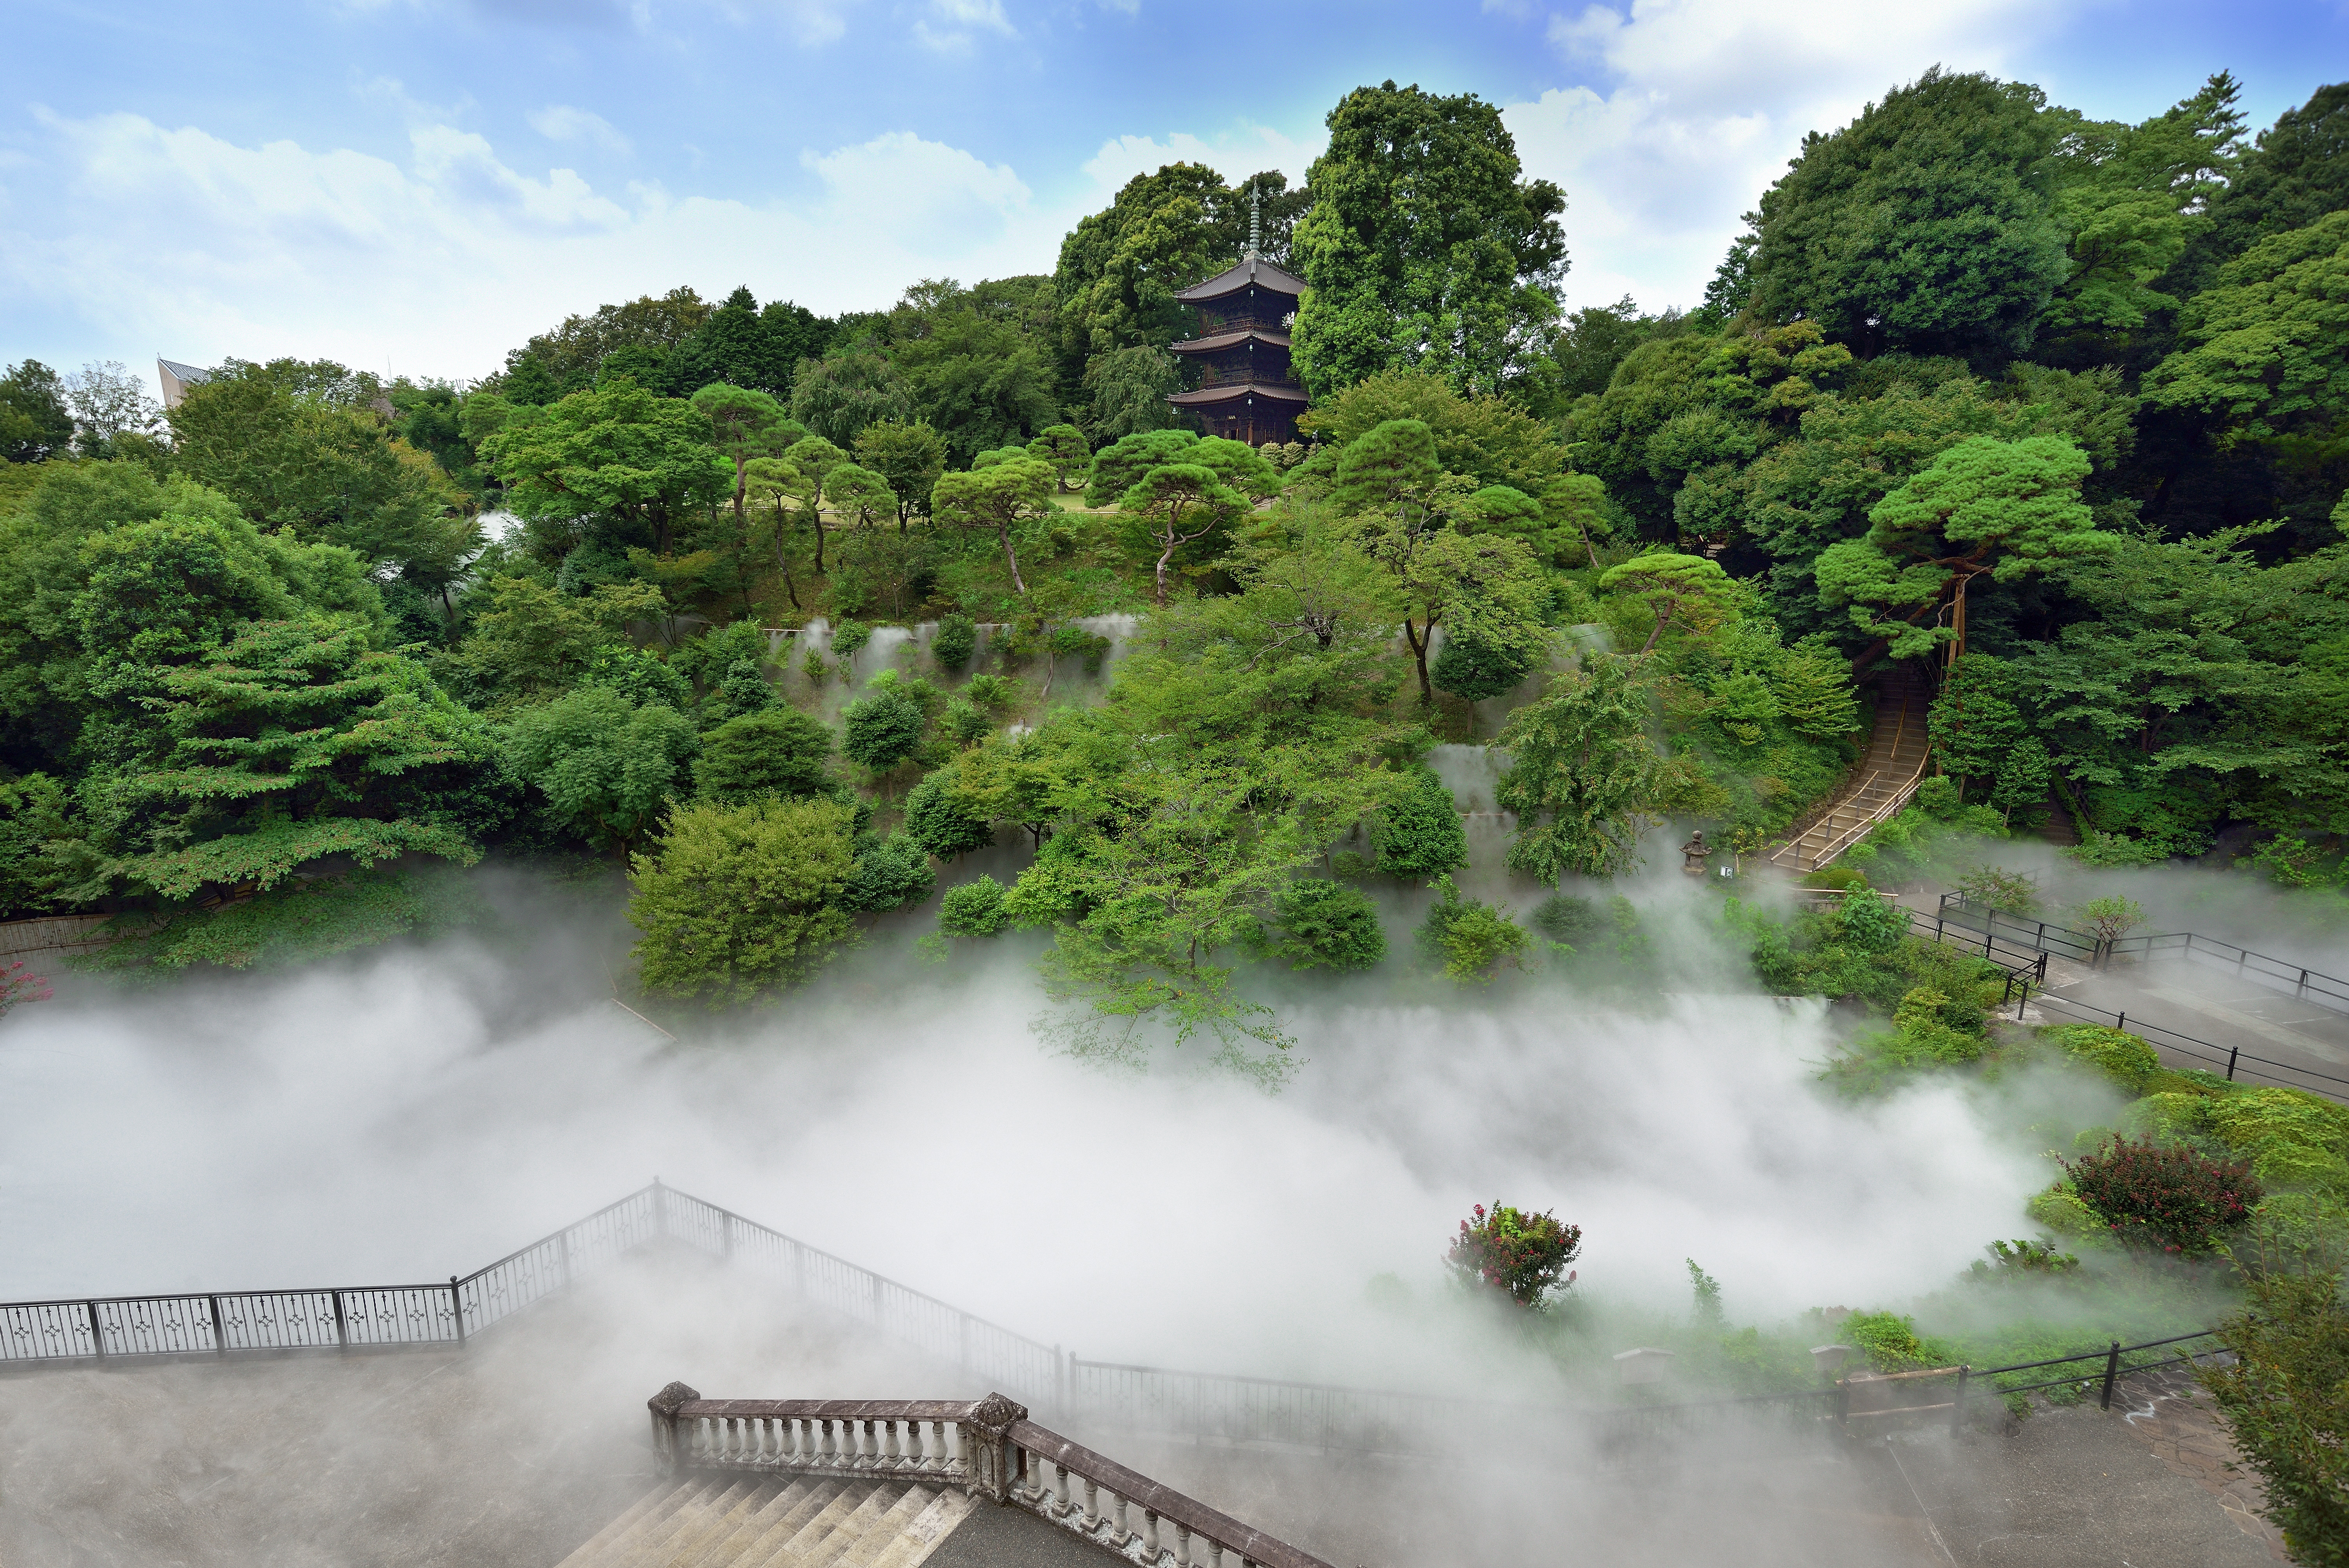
[841,687,927,773]
[931,614,978,671]
[1531,893,1601,947]
[2050,1025,2163,1096]
[1415,874,1530,982]
[938,874,1009,938]
[628,794,858,1003]
[478,377,731,554]
[1494,655,1661,881]
[2145,210,2349,450]
[854,420,947,526]
[693,707,834,801]
[2074,894,2146,942]
[1374,767,1468,879]
[506,686,698,851]
[1748,68,2069,358]
[2203,1271,2349,1566]
[2064,1135,2262,1255]
[1430,629,1533,701]
[1291,82,1565,398]
[1956,864,2039,914]
[838,831,937,914]
[583,643,692,709]
[1264,880,1385,972]
[902,770,997,859]
[0,360,75,463]
[77,866,485,977]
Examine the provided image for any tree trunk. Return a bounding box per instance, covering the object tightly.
[770,501,801,609]
[811,506,827,574]
[1154,530,1176,608]
[1405,617,1433,703]
[1638,600,1672,656]
[997,525,1028,595]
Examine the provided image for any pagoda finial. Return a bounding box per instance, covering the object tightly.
[1247,182,1262,259]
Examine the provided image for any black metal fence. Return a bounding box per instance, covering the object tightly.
[0,1182,1058,1393]
[1935,896,2349,1016]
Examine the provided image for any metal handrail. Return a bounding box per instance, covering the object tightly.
[1770,676,1930,870]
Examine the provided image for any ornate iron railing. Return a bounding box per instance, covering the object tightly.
[0,1181,1057,1392]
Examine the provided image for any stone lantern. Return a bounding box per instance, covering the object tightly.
[1679,830,1714,877]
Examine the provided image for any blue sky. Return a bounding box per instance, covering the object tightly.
[4,0,2344,392]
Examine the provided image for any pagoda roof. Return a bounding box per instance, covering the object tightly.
[1167,382,1310,409]
[1167,327,1292,356]
[1173,254,1306,304]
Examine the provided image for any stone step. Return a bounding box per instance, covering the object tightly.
[557,1477,973,1568]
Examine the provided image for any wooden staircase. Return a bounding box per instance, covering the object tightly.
[557,1476,974,1568]
[1769,663,1934,874]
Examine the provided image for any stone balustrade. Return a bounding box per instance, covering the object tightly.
[647,1386,1335,1568]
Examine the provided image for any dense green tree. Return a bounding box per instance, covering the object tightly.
[937,874,1009,937]
[506,685,698,853]
[1816,434,2105,665]
[854,420,947,527]
[893,306,1059,465]
[838,832,937,913]
[1748,68,2068,358]
[0,360,76,463]
[63,361,165,462]
[499,287,713,395]
[1027,425,1091,490]
[1055,163,1242,366]
[629,794,857,1002]
[2143,211,2349,461]
[1600,552,1739,656]
[670,286,812,396]
[903,770,998,859]
[1290,82,1567,397]
[1264,879,1385,971]
[1493,654,1663,881]
[168,363,478,590]
[694,708,834,801]
[2178,81,2349,294]
[790,344,914,447]
[841,686,927,773]
[1080,347,1185,442]
[1374,765,1468,878]
[62,615,495,903]
[1301,367,1568,492]
[481,379,730,556]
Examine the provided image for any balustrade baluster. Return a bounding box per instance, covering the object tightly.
[1207,1539,1223,1568]
[884,1417,902,1466]
[1082,1478,1099,1529]
[824,1417,842,1462]
[1176,1524,1192,1567]
[1054,1461,1070,1515]
[1107,1491,1129,1544]
[1144,1509,1161,1564]
[932,1420,951,1471]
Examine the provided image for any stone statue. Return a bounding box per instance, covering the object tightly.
[1680,830,1713,877]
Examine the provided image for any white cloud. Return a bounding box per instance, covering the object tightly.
[912,0,1014,51]
[1079,123,1322,195]
[1506,0,2076,311]
[0,110,1070,383]
[527,105,633,155]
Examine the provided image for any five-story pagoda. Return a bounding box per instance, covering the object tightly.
[1165,193,1309,445]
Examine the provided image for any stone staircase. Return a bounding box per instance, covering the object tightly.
[1769,663,1934,873]
[558,1475,973,1568]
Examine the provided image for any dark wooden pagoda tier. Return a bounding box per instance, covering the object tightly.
[1167,254,1308,445]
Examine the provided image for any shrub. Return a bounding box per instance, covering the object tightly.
[1445,1202,1581,1308]
[1843,1311,1932,1371]
[940,698,991,748]
[694,708,835,801]
[582,643,692,709]
[938,876,1008,938]
[1266,880,1386,971]
[1967,1237,2080,1282]
[1832,891,1909,954]
[2203,1273,2349,1564]
[1,957,55,1014]
[837,832,937,914]
[628,796,857,1002]
[1415,875,1528,982]
[1957,865,2037,914]
[2051,1025,2161,1096]
[1376,766,1468,878]
[964,673,1016,711]
[1532,893,1602,946]
[829,619,872,658]
[932,614,978,671]
[841,689,927,773]
[902,772,996,860]
[712,657,775,719]
[1431,631,1534,702]
[2064,1135,2262,1255]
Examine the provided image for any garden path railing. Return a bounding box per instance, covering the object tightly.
[1935,896,2349,1016]
[0,1182,2240,1465]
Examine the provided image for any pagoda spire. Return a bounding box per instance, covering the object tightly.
[1246,182,1262,260]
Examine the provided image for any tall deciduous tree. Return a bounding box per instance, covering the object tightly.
[1290,82,1567,399]
[854,420,947,528]
[480,380,731,556]
[1748,68,2069,358]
